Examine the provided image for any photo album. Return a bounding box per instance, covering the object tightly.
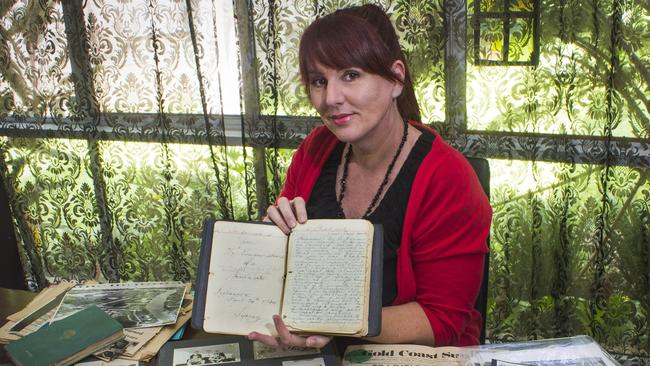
[192,219,383,337]
[157,335,339,366]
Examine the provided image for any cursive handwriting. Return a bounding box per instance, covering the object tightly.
[204,221,287,334]
[283,220,372,330]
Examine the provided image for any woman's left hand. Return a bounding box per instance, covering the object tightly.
[247,315,332,348]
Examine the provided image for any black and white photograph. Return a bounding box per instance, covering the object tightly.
[253,341,320,360]
[74,359,140,366]
[94,338,131,361]
[51,282,187,328]
[281,357,326,366]
[172,343,241,366]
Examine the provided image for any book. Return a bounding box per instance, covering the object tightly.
[192,219,383,337]
[340,336,620,366]
[157,334,340,366]
[5,305,124,366]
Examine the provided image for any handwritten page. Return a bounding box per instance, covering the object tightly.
[204,222,288,335]
[282,220,373,333]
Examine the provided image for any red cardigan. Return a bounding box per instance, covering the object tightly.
[279,122,492,346]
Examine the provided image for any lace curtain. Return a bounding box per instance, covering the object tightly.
[0,0,648,358]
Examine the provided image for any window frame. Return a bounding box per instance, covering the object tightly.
[472,0,541,66]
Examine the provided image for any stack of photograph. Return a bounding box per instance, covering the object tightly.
[0,281,192,365]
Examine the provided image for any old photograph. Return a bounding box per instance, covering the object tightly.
[172,343,241,366]
[253,341,320,360]
[52,282,186,328]
[281,358,326,366]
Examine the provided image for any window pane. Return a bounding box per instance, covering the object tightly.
[508,17,535,63]
[479,19,506,62]
[0,2,74,121]
[84,0,241,115]
[509,0,534,11]
[481,0,504,12]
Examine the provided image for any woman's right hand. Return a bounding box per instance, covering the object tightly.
[264,196,308,234]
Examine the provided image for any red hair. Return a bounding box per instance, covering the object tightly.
[298,5,421,122]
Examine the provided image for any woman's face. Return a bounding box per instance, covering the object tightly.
[307,62,404,144]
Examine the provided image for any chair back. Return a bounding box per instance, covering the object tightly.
[465,157,490,344]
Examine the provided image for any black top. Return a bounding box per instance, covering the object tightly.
[306,126,435,306]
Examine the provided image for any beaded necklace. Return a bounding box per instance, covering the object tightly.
[337,119,408,218]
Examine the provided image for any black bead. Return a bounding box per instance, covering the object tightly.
[337,119,409,218]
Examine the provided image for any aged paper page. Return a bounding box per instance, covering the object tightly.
[204,222,288,335]
[123,291,193,362]
[342,344,467,366]
[94,327,162,361]
[282,219,373,334]
[341,337,619,366]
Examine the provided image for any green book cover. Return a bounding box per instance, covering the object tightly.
[5,305,124,366]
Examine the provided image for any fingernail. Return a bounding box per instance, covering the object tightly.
[247,332,256,340]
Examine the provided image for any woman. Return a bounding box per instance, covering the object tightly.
[248,4,491,350]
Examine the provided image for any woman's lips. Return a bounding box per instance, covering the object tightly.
[331,114,352,126]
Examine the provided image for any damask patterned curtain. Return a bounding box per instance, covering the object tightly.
[1,0,258,286]
[0,0,648,359]
[464,0,650,359]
